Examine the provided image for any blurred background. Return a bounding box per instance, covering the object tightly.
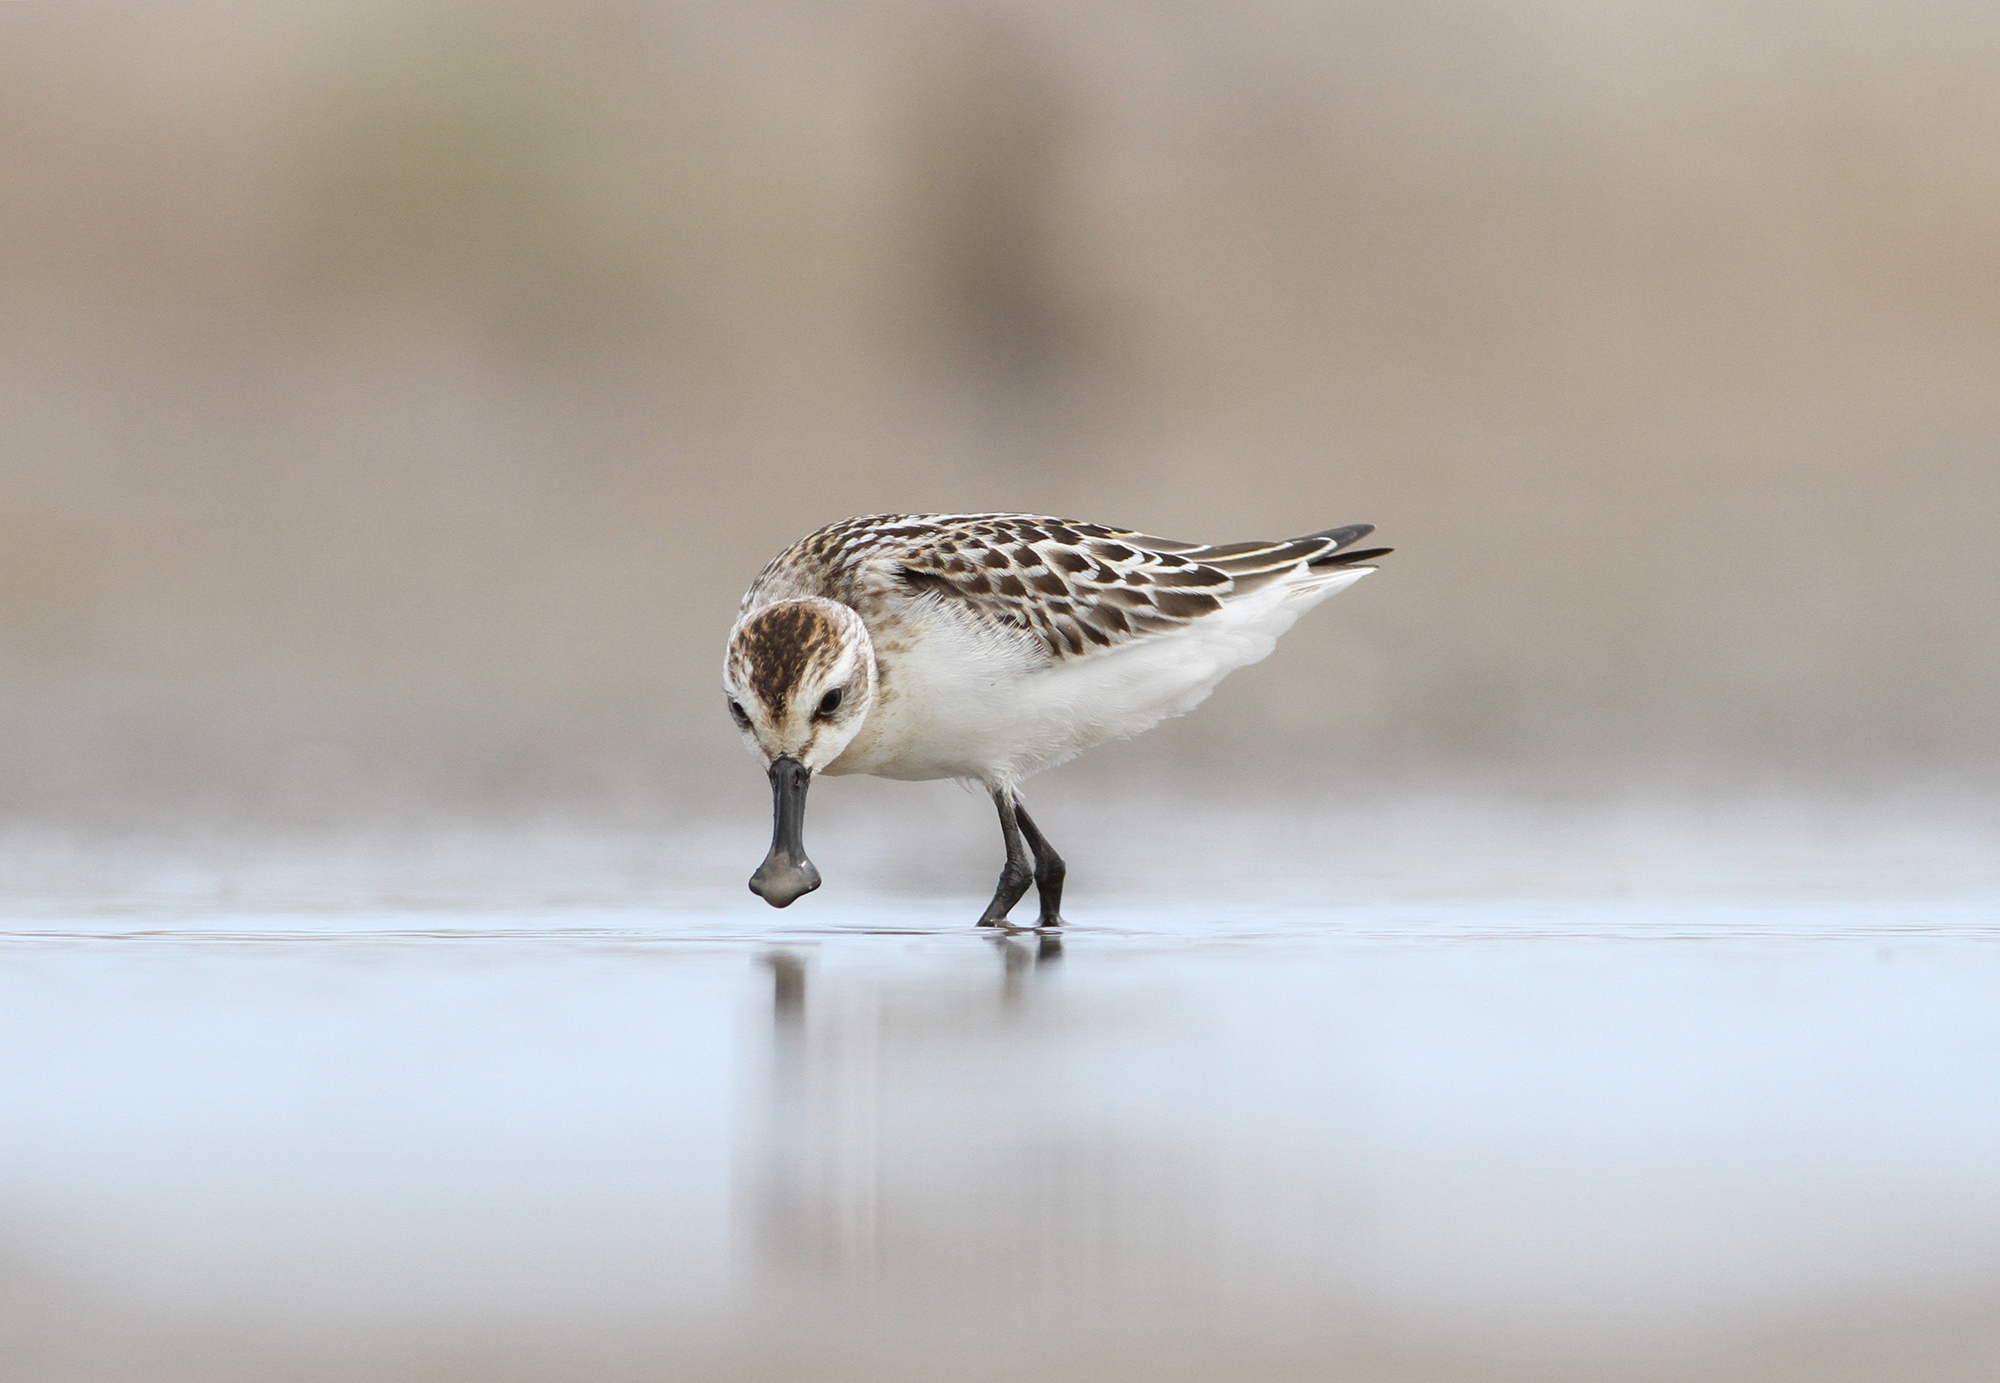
[6,0,1998,832]
[7,10,2000,1382]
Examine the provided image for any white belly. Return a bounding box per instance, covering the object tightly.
[824,568,1371,787]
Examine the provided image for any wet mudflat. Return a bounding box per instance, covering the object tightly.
[2,808,1998,1382]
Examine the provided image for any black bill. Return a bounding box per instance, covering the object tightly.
[749,755,821,907]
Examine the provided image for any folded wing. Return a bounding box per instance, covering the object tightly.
[849,514,1387,664]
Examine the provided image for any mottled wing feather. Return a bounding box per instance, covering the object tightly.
[745,513,1380,666]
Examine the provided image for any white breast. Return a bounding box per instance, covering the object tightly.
[825,565,1374,788]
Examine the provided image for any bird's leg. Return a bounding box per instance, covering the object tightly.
[1011,795,1066,929]
[977,787,1035,927]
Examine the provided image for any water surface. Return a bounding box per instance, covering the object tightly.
[2,808,1998,1380]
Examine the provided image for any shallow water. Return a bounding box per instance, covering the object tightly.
[4,807,2000,1381]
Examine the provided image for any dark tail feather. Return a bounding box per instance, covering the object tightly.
[1308,545,1392,569]
[1177,524,1387,587]
[1299,523,1374,551]
[1296,523,1389,568]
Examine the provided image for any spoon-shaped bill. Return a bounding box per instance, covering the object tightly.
[749,756,820,907]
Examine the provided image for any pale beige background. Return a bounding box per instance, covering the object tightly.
[4,1,1997,825]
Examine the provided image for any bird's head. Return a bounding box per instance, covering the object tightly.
[724,598,877,772]
[722,598,877,906]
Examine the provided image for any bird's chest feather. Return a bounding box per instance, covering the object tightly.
[822,606,1046,782]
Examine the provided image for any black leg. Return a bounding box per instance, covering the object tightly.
[1012,796,1066,929]
[977,787,1034,927]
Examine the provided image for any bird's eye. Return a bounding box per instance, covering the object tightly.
[727,699,750,727]
[815,687,844,718]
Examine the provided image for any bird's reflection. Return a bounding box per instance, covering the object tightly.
[763,931,1058,1027]
[748,933,1097,1293]
[996,928,1062,1003]
[767,949,808,1025]
[756,950,814,1275]
[744,935,1324,1308]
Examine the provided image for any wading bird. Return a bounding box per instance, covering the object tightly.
[724,513,1388,927]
